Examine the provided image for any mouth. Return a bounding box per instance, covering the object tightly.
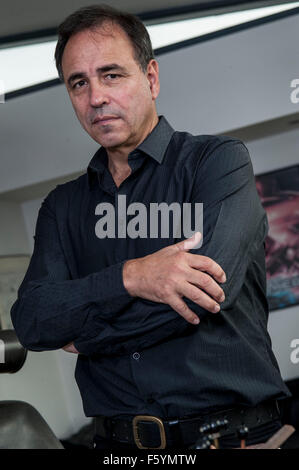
[92,116,119,125]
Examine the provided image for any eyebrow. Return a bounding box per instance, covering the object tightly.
[67,64,128,87]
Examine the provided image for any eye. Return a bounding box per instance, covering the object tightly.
[105,73,121,80]
[73,79,87,89]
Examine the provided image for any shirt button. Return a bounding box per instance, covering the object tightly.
[132,352,140,360]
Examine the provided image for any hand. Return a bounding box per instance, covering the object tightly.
[62,342,80,354]
[123,232,226,325]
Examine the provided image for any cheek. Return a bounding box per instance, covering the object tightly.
[118,81,151,109]
[115,86,135,108]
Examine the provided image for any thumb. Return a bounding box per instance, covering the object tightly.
[175,232,202,251]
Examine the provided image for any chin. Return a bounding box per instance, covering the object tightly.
[94,129,129,148]
[93,135,124,149]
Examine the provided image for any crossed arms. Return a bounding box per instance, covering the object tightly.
[10,139,268,356]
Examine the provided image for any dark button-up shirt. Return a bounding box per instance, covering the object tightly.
[11,116,290,418]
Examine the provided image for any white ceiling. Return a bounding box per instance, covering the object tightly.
[1,0,298,42]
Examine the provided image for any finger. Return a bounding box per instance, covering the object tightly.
[63,346,79,354]
[186,269,225,303]
[62,342,79,354]
[168,295,200,325]
[174,232,202,252]
[187,253,226,284]
[179,281,221,314]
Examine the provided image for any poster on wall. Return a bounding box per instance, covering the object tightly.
[255,164,299,311]
[0,255,30,329]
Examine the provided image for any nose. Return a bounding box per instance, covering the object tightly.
[89,78,110,108]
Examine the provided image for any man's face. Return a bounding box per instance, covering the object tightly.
[61,22,160,151]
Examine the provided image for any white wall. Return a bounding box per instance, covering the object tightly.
[247,126,299,175]
[0,201,29,255]
[156,11,299,135]
[0,85,98,194]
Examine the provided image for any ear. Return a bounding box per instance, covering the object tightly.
[146,59,160,100]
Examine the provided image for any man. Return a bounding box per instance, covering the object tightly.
[11,4,290,449]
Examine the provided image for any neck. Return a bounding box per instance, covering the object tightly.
[106,113,159,176]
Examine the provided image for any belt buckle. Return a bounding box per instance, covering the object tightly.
[133,415,166,449]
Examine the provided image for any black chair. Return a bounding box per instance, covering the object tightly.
[0,329,64,449]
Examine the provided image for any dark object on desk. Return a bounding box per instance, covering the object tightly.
[0,329,27,374]
[60,420,95,449]
[0,329,64,449]
[0,400,64,449]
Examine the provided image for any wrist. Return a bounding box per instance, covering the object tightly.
[122,258,141,297]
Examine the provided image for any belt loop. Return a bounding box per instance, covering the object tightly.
[95,416,112,440]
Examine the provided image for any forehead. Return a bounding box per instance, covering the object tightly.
[62,22,136,72]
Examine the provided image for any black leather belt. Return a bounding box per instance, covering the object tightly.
[94,400,280,449]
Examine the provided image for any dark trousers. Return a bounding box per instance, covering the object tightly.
[93,418,282,449]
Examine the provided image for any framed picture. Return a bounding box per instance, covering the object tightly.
[255,164,299,311]
[0,255,30,329]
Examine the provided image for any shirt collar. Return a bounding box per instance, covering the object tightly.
[87,115,175,189]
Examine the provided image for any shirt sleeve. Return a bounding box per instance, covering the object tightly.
[10,189,134,351]
[184,137,268,315]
